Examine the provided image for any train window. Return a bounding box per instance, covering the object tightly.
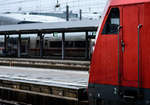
[75,41,86,48]
[65,42,73,48]
[49,41,51,48]
[102,8,120,35]
[64,41,86,48]
[45,40,48,48]
[0,42,4,47]
[50,41,62,48]
[36,40,40,48]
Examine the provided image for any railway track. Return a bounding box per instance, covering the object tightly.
[0,99,31,105]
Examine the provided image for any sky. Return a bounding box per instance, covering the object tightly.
[0,0,108,16]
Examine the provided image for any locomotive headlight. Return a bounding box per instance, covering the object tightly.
[97,93,101,98]
[113,88,118,95]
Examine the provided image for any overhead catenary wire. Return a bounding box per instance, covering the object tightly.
[0,0,108,19]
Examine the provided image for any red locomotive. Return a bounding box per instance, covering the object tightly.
[88,0,150,105]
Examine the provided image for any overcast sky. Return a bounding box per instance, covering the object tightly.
[0,0,108,15]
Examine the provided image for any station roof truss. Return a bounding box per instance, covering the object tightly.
[0,20,99,35]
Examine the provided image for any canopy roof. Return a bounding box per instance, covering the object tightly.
[0,20,98,35]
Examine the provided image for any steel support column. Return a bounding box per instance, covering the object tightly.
[4,35,7,56]
[62,32,65,60]
[39,33,43,58]
[17,34,21,58]
[85,31,89,60]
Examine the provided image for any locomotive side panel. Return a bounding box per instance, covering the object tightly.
[120,5,141,88]
[142,3,150,89]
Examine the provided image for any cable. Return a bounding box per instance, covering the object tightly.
[0,0,107,18]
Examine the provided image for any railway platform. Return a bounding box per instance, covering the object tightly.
[0,58,90,71]
[0,66,89,105]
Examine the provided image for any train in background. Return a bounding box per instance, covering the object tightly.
[0,32,95,59]
[88,0,150,105]
[0,12,97,59]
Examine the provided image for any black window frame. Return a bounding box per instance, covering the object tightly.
[102,8,120,35]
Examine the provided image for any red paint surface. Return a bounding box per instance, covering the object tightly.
[89,7,119,86]
[121,6,139,87]
[141,3,150,89]
[110,0,150,6]
[89,1,150,89]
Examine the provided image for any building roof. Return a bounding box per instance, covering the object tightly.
[110,0,150,6]
[0,16,20,25]
[0,20,98,35]
[1,13,66,23]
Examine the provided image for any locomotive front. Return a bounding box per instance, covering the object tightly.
[88,0,150,105]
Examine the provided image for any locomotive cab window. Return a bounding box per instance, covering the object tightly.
[102,8,120,34]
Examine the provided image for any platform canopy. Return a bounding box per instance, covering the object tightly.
[0,20,99,35]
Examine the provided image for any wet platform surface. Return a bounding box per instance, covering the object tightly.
[0,66,89,89]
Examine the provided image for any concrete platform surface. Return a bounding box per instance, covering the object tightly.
[0,58,90,70]
[0,66,89,89]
